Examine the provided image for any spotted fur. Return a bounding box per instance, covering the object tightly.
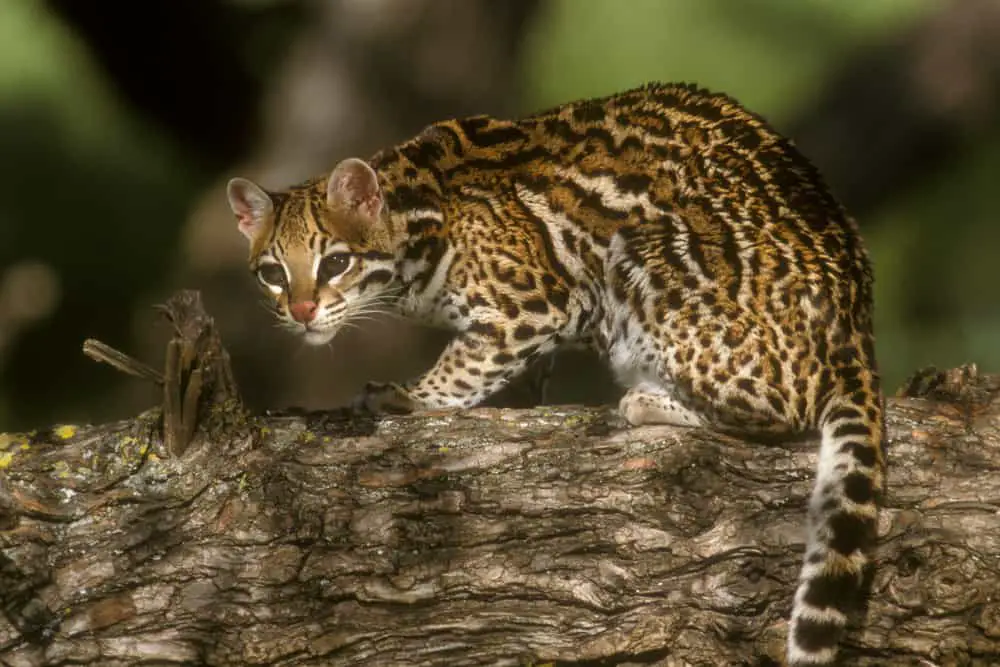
[227,82,885,665]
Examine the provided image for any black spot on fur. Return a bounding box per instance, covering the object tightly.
[793,617,842,653]
[843,472,874,504]
[828,512,871,556]
[522,299,549,314]
[802,569,860,612]
[840,442,878,468]
[513,324,535,341]
[832,421,871,439]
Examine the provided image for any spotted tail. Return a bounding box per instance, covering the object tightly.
[787,392,885,665]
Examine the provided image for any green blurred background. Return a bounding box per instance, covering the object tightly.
[1,0,997,431]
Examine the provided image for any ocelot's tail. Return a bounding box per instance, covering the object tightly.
[786,390,885,665]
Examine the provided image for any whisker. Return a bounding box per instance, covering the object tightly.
[345,305,391,318]
[349,308,387,318]
[346,306,390,317]
[343,319,380,329]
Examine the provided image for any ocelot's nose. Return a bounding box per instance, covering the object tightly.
[289,300,318,323]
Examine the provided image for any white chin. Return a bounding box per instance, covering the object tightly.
[303,328,337,345]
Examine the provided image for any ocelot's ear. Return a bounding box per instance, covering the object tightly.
[226,177,274,241]
[326,158,383,221]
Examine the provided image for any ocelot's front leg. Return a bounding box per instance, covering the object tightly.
[355,325,558,415]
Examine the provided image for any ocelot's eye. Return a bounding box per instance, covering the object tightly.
[256,263,286,288]
[318,253,352,283]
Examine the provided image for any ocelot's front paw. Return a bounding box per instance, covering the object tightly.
[353,381,419,415]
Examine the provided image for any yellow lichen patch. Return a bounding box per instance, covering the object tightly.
[0,432,29,450]
[52,460,71,479]
[0,433,29,468]
[114,436,141,465]
[54,424,78,440]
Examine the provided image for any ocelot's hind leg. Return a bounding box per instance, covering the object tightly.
[601,225,792,434]
[618,383,705,427]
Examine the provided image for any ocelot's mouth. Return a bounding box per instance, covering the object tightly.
[302,327,337,346]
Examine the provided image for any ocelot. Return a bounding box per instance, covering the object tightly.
[226,82,885,665]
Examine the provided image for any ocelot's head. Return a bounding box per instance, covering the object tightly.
[226,158,397,345]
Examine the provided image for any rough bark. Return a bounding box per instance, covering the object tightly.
[1,293,998,666]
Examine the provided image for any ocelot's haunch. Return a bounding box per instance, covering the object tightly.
[227,82,885,666]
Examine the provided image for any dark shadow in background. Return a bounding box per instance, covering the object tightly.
[44,0,303,170]
[0,101,186,426]
[0,2,303,429]
[4,0,997,429]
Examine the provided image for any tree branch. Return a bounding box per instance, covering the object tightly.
[1,292,997,666]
